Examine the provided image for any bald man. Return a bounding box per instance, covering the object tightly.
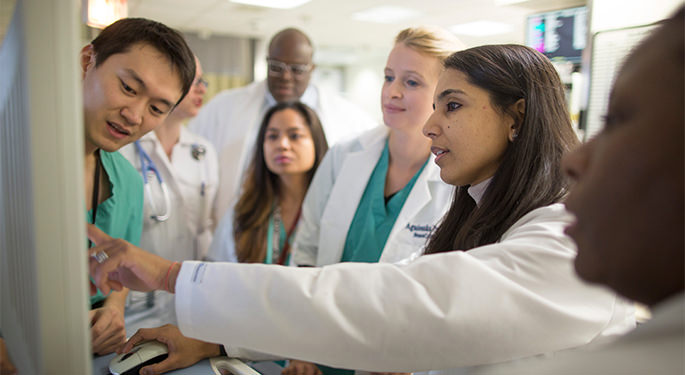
[189,28,377,222]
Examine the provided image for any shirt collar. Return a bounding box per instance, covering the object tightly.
[467,177,492,206]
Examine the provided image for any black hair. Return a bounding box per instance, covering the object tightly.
[90,18,195,106]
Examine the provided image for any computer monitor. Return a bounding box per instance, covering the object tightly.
[0,1,90,373]
[526,6,588,63]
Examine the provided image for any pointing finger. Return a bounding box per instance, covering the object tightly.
[87,223,111,246]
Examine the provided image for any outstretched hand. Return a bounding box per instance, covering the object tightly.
[87,224,176,294]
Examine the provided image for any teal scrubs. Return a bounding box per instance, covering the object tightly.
[319,141,427,375]
[88,151,144,306]
[341,141,428,263]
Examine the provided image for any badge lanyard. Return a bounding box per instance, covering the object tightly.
[265,207,302,265]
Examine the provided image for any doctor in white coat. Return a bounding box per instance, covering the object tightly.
[88,45,635,374]
[120,57,219,332]
[189,28,376,223]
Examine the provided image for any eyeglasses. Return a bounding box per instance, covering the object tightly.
[193,77,209,88]
[266,58,312,79]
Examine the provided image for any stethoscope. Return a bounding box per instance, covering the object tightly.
[130,140,207,310]
[135,140,172,222]
[134,140,208,224]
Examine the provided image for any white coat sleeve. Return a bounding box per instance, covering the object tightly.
[201,140,220,233]
[290,146,339,266]
[175,205,632,372]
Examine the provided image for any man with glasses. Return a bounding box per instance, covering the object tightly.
[189,28,377,222]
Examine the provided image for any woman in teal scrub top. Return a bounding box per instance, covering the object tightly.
[293,27,463,269]
[207,101,328,265]
[109,102,329,374]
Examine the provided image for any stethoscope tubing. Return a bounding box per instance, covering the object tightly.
[134,140,172,222]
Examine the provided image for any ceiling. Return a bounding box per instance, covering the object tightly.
[128,0,587,63]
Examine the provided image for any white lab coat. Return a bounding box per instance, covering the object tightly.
[120,128,219,330]
[205,205,239,263]
[474,294,683,375]
[175,204,635,372]
[188,80,378,223]
[293,126,453,267]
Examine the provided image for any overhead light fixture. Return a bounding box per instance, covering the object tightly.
[449,20,513,36]
[494,0,528,5]
[352,5,421,24]
[83,0,128,29]
[229,0,311,9]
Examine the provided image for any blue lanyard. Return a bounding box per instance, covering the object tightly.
[265,208,301,265]
[265,214,281,265]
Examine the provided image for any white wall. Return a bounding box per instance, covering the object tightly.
[582,0,682,139]
[591,0,682,32]
[345,56,386,124]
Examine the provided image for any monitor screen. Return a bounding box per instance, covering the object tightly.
[526,6,588,63]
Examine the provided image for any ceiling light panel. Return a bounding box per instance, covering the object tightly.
[229,0,311,9]
[450,20,513,36]
[352,6,422,24]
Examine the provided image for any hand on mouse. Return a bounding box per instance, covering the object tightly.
[121,324,221,375]
[87,224,178,295]
[281,359,323,375]
[90,291,127,355]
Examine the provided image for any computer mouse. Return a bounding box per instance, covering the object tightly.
[109,340,169,375]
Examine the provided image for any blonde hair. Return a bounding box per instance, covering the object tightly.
[395,26,465,61]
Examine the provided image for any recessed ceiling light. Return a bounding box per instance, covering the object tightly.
[494,0,528,5]
[449,21,513,36]
[229,0,311,9]
[352,6,421,24]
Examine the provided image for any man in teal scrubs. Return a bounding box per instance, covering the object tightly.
[80,18,195,355]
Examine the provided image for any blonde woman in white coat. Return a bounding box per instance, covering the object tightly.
[293,27,462,271]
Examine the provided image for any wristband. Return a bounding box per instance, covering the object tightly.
[164,261,179,292]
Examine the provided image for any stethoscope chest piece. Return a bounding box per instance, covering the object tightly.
[191,144,206,161]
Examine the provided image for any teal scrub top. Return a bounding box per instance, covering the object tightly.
[323,142,428,375]
[88,151,144,306]
[341,141,428,263]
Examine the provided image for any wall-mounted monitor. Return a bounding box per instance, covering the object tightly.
[526,6,588,63]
